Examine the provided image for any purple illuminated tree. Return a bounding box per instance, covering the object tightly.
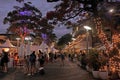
[3,2,56,43]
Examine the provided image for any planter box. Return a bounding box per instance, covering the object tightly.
[92,70,99,79]
[99,71,108,80]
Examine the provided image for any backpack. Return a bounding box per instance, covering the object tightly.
[30,54,36,62]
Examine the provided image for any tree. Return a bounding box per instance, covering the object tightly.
[3,2,56,43]
[46,0,120,36]
[46,0,103,26]
[45,0,104,49]
[16,0,24,3]
[57,33,72,46]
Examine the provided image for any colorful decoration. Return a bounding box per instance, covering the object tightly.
[41,33,48,44]
[16,26,30,42]
[112,33,120,47]
[41,33,47,40]
[19,11,32,16]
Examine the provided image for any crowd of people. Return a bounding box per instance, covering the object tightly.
[0,49,66,76]
[0,48,89,77]
[0,50,9,73]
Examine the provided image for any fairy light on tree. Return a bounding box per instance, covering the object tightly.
[94,17,120,76]
[94,17,110,51]
[112,33,120,46]
[16,26,30,42]
[3,1,42,58]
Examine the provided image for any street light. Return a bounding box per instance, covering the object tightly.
[84,26,91,54]
[72,38,76,54]
[109,8,114,13]
[25,36,32,55]
[84,26,92,31]
[16,37,21,52]
[25,36,32,41]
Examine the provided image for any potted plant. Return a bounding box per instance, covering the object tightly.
[98,54,109,80]
[80,53,87,69]
[87,49,101,79]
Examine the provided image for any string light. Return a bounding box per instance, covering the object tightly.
[94,17,120,73]
[94,17,110,50]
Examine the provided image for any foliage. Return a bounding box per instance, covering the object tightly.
[16,0,24,3]
[87,49,109,71]
[46,0,104,26]
[46,0,106,46]
[87,49,101,71]
[57,33,72,46]
[109,47,119,58]
[47,0,59,2]
[3,1,56,42]
[80,53,87,68]
[99,54,108,68]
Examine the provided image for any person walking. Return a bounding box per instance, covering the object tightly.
[13,53,19,68]
[29,51,36,76]
[54,53,57,62]
[60,53,65,66]
[49,52,54,63]
[24,55,30,75]
[0,50,9,73]
[38,52,45,75]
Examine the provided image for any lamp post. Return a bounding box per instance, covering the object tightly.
[84,26,91,54]
[72,38,76,54]
[25,36,32,55]
[16,37,21,53]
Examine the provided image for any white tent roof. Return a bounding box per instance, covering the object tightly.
[30,45,40,51]
[0,39,15,48]
[51,47,59,53]
[39,41,49,52]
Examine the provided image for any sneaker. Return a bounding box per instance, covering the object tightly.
[27,73,31,76]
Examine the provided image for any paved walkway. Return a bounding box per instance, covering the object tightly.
[0,58,95,80]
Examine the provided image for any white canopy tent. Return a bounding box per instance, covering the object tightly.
[0,39,15,48]
[30,45,40,51]
[50,47,59,53]
[39,41,49,53]
[0,39,15,68]
[18,43,25,57]
[23,41,50,54]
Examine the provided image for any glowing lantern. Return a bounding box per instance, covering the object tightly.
[3,48,10,52]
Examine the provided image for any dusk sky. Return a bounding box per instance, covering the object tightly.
[0,0,72,38]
